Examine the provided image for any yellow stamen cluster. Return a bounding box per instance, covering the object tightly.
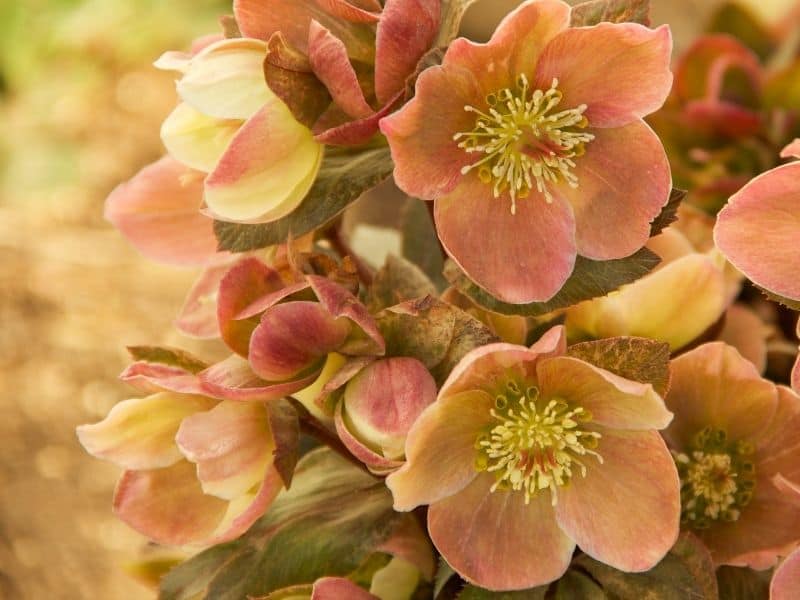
[474,382,602,506]
[673,427,756,529]
[453,75,594,214]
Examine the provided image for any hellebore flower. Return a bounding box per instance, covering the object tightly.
[663,342,800,567]
[77,376,288,546]
[386,327,679,590]
[335,357,438,473]
[158,37,324,223]
[566,204,738,351]
[233,0,441,146]
[380,0,673,303]
[714,140,800,303]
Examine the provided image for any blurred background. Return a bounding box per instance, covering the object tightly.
[0,0,795,598]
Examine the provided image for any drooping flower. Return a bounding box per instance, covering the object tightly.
[157,37,324,223]
[76,368,290,546]
[566,204,738,351]
[380,0,673,303]
[387,326,679,590]
[714,140,800,302]
[663,342,800,567]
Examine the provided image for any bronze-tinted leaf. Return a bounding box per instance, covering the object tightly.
[126,345,208,374]
[570,0,651,27]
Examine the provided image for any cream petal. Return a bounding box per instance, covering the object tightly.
[77,392,216,470]
[161,102,242,173]
[555,429,680,572]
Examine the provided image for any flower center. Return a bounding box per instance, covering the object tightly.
[453,75,594,214]
[673,427,756,529]
[474,382,602,505]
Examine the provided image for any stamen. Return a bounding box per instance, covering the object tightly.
[454,76,594,214]
[474,385,602,506]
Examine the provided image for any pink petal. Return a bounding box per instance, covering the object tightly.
[374,0,440,105]
[386,390,493,510]
[428,473,575,590]
[335,401,404,474]
[176,400,274,500]
[217,257,287,356]
[535,23,673,128]
[200,354,315,402]
[435,176,576,303]
[714,162,800,301]
[316,0,380,23]
[113,462,228,546]
[77,393,216,470]
[756,387,800,483]
[555,429,680,572]
[204,100,323,224]
[308,20,374,120]
[341,357,437,460]
[664,343,777,450]
[559,121,671,260]
[175,260,235,339]
[536,356,672,431]
[312,578,378,600]
[781,139,800,160]
[249,301,352,381]
[718,304,770,374]
[315,91,400,146]
[772,547,800,600]
[104,157,217,266]
[440,327,566,398]
[119,361,206,395]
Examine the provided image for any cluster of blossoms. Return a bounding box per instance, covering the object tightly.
[80,0,800,598]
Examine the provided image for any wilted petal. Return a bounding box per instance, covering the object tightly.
[104,157,217,266]
[435,176,576,304]
[714,162,800,301]
[386,390,493,510]
[176,400,274,500]
[428,473,574,590]
[204,100,323,224]
[249,301,352,381]
[556,429,680,572]
[161,103,242,173]
[559,121,671,260]
[664,343,777,449]
[374,0,440,105]
[113,462,228,546]
[77,393,216,470]
[535,23,673,128]
[176,38,272,120]
[308,20,374,120]
[772,547,800,600]
[536,356,672,430]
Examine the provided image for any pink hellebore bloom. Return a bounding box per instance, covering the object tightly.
[714,140,800,302]
[387,326,679,590]
[76,371,287,546]
[381,0,673,303]
[158,38,324,223]
[663,342,800,567]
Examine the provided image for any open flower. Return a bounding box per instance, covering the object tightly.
[714,140,800,302]
[76,371,288,546]
[158,37,324,223]
[380,0,673,303]
[566,204,737,351]
[663,342,800,567]
[386,326,679,590]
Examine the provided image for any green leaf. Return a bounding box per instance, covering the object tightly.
[159,449,400,600]
[574,533,719,600]
[650,189,687,237]
[437,0,479,46]
[214,146,394,252]
[708,3,774,61]
[443,248,661,317]
[126,345,208,374]
[566,337,671,396]
[366,254,439,313]
[401,198,446,289]
[433,558,457,599]
[570,0,651,26]
[716,566,770,600]
[457,585,547,599]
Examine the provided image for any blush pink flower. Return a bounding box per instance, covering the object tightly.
[714,140,800,302]
[380,0,673,303]
[663,342,800,567]
[386,326,679,590]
